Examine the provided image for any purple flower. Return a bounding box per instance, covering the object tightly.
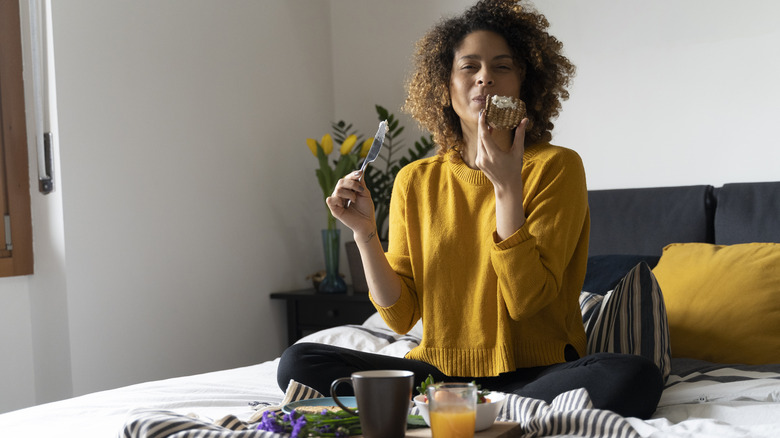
[256,410,284,433]
[289,412,308,438]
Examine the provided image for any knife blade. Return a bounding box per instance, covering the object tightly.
[359,120,388,175]
[347,120,387,208]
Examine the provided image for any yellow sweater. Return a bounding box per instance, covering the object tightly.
[371,143,589,377]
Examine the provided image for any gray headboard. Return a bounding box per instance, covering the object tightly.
[587,181,780,257]
[714,182,780,245]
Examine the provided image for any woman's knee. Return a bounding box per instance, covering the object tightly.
[584,353,664,418]
[276,343,317,391]
[617,354,663,389]
[617,355,663,417]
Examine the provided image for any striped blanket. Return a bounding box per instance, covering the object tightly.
[121,380,639,438]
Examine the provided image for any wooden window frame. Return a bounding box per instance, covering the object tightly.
[0,0,34,276]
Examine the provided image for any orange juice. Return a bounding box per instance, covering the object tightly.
[430,406,476,438]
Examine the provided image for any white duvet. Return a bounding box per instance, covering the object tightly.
[0,314,778,438]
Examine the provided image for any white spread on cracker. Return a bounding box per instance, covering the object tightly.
[294,405,344,414]
[491,95,517,109]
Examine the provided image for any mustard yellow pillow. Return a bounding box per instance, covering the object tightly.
[652,242,780,364]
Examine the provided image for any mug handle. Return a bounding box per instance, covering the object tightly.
[330,377,359,417]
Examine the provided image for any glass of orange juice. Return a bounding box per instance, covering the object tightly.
[427,382,477,438]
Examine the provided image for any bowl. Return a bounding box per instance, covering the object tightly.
[413,391,506,432]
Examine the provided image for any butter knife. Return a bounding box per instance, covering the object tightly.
[347,119,388,208]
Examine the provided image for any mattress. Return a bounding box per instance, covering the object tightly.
[1,314,778,437]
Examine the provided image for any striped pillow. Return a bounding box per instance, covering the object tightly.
[579,262,671,380]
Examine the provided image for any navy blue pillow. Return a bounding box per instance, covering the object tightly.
[583,254,660,294]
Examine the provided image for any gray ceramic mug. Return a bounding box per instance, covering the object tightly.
[331,370,414,438]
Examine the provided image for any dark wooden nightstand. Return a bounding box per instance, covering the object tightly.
[271,288,378,346]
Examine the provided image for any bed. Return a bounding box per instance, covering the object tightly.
[1,181,778,437]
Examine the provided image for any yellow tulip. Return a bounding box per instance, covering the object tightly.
[321,134,333,155]
[340,135,358,155]
[360,138,373,158]
[306,138,318,156]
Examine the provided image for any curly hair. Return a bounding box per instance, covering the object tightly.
[403,0,575,155]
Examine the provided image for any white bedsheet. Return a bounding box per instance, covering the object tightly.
[629,361,780,438]
[1,315,779,438]
[0,360,283,438]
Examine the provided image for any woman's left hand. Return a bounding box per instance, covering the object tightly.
[475,110,528,190]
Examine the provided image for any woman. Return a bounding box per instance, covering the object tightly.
[278,0,663,419]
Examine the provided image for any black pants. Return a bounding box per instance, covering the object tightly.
[277,342,663,419]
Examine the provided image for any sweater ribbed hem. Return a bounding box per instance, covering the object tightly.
[408,344,514,377]
[406,334,588,377]
[369,282,419,334]
[494,225,533,250]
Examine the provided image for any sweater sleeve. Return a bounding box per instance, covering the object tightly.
[490,146,589,320]
[369,165,421,334]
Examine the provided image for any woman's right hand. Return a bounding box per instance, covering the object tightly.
[326,171,377,241]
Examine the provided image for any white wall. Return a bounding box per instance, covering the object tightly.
[537,0,780,189]
[53,0,336,396]
[2,0,779,414]
[0,278,35,412]
[330,1,477,152]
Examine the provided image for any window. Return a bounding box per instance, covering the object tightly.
[0,0,34,276]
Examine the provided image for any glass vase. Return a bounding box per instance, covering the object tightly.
[319,228,347,294]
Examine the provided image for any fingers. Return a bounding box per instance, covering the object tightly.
[326,172,377,236]
[477,108,493,142]
[477,108,500,166]
[476,109,489,159]
[330,172,366,209]
[326,194,347,214]
[511,118,530,155]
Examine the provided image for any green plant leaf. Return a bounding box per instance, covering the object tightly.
[314,168,328,198]
[389,118,400,133]
[331,120,364,146]
[415,374,435,396]
[376,105,389,121]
